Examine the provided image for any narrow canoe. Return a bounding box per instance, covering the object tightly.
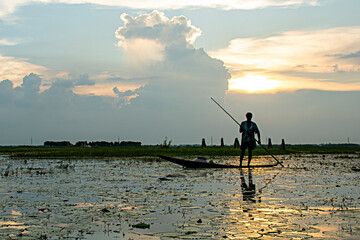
[158,155,278,168]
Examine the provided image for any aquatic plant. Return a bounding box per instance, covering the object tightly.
[159,137,172,148]
[132,222,150,229]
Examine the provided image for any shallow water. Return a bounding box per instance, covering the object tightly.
[0,154,359,239]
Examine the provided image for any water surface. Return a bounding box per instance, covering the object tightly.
[0,154,359,239]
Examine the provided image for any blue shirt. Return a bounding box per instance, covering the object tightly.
[240,121,260,144]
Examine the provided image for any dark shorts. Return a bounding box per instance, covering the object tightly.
[241,141,256,150]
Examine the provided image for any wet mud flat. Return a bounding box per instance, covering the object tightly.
[0,154,359,239]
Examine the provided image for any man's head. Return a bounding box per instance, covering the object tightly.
[246,112,252,121]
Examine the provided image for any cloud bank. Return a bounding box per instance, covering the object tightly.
[0,55,52,86]
[0,0,321,20]
[210,27,360,92]
[0,37,65,86]
[0,11,230,145]
[112,11,230,142]
[114,10,229,101]
[0,73,122,144]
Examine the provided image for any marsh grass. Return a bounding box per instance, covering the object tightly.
[0,145,359,159]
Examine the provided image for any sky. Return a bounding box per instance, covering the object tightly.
[0,0,359,145]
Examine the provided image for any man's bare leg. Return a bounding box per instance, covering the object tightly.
[240,148,246,167]
[247,149,253,166]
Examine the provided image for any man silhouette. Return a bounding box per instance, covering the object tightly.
[239,112,260,167]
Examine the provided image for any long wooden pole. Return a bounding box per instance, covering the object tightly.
[211,97,284,167]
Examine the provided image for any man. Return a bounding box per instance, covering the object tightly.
[239,112,260,167]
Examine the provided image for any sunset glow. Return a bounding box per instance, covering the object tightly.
[228,75,281,93]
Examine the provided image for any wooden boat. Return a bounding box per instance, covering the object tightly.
[158,155,279,168]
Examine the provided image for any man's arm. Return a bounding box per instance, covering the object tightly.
[239,122,244,133]
[255,124,261,144]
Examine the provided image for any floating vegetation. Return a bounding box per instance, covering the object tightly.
[0,154,359,239]
[132,222,150,229]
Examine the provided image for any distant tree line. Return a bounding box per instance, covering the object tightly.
[44,141,141,147]
[44,141,72,147]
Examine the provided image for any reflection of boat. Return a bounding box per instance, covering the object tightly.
[159,155,278,168]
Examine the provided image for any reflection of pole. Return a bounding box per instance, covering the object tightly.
[258,173,278,191]
[211,97,284,167]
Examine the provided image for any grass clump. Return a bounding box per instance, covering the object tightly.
[132,222,150,229]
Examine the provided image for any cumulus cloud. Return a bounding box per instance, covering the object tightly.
[209,27,360,92]
[120,38,165,66]
[1,11,230,145]
[0,73,122,144]
[0,55,49,85]
[114,10,230,95]
[0,74,43,108]
[0,10,231,145]
[0,73,90,100]
[114,10,229,99]
[0,79,14,102]
[0,0,321,20]
[115,10,201,65]
[113,11,231,143]
[20,73,42,92]
[113,86,139,107]
[116,11,201,46]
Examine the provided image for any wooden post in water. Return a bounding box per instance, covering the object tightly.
[220,138,224,148]
[280,139,286,150]
[268,138,273,148]
[201,138,206,148]
[234,138,240,148]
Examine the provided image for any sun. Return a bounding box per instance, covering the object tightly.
[229,74,281,93]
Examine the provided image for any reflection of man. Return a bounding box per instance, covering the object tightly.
[239,112,260,167]
[240,169,258,203]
